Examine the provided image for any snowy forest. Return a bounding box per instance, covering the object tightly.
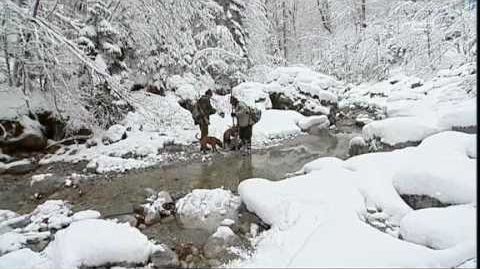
[0,0,477,268]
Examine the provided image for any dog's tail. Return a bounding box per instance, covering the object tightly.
[195,133,201,140]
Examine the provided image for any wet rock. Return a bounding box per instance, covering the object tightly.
[0,151,13,163]
[146,84,166,96]
[36,111,66,141]
[235,209,270,236]
[102,124,127,145]
[4,159,38,175]
[143,191,175,225]
[203,226,241,260]
[174,243,199,264]
[411,82,423,88]
[150,246,180,268]
[0,116,48,153]
[400,194,451,210]
[355,114,374,127]
[348,136,369,157]
[452,125,477,134]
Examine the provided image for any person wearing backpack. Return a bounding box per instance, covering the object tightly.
[230,96,261,153]
[192,90,216,149]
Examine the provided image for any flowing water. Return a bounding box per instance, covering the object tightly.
[0,128,360,266]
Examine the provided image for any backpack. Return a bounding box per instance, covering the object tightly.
[191,102,202,124]
[249,107,262,124]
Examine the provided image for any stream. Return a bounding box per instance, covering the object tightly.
[0,127,360,267]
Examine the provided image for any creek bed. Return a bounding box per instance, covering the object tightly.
[0,128,360,267]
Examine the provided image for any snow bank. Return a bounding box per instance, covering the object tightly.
[252,110,305,146]
[400,205,476,250]
[266,66,342,102]
[362,116,440,146]
[176,188,241,232]
[235,131,476,267]
[0,87,51,121]
[353,67,476,146]
[40,89,306,172]
[231,82,272,110]
[44,219,159,269]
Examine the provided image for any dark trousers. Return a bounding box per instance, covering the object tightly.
[199,122,208,139]
[239,125,252,146]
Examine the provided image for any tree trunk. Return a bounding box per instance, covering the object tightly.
[360,0,367,28]
[1,13,12,86]
[317,0,332,34]
[32,0,41,17]
[281,0,288,62]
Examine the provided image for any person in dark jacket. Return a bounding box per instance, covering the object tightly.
[194,90,216,148]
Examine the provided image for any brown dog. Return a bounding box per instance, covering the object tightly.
[223,126,239,150]
[196,134,223,152]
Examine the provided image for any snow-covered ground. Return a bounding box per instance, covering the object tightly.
[232,131,476,268]
[5,64,474,175]
[340,63,476,147]
[37,67,344,173]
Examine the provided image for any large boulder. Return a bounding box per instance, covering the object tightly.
[0,116,47,153]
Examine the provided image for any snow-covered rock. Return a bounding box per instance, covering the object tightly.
[400,205,476,250]
[24,200,72,232]
[0,232,26,255]
[252,110,305,146]
[355,113,374,127]
[296,115,330,131]
[344,67,476,147]
[232,82,272,110]
[1,116,47,152]
[44,219,160,269]
[348,136,368,157]
[362,117,440,147]
[143,191,175,224]
[232,131,476,268]
[203,226,240,259]
[266,66,342,103]
[176,188,241,232]
[71,210,101,222]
